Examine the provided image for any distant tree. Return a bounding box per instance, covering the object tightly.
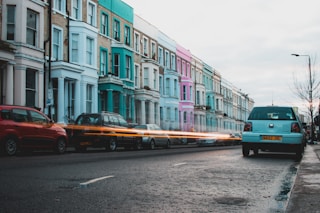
[292,54,320,142]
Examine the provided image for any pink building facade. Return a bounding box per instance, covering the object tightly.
[177,44,194,131]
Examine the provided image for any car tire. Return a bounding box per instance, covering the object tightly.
[55,138,66,154]
[295,144,303,160]
[135,138,143,150]
[4,136,18,156]
[150,140,155,150]
[242,144,250,157]
[253,148,259,155]
[108,137,117,151]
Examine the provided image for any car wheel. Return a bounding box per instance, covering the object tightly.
[135,138,143,150]
[4,137,17,156]
[242,144,250,157]
[55,138,66,154]
[166,140,171,149]
[108,137,117,151]
[150,140,155,150]
[253,148,259,155]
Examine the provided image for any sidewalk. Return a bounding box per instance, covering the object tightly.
[286,144,320,213]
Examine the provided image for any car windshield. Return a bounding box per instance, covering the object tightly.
[76,114,101,125]
[248,107,296,120]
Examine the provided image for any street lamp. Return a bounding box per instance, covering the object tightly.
[291,53,314,143]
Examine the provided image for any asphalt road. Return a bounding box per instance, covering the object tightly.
[0,146,300,213]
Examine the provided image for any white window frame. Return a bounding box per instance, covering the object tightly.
[165,50,170,69]
[151,41,156,60]
[134,64,140,88]
[124,26,130,45]
[26,9,39,47]
[6,5,15,41]
[86,37,94,65]
[143,37,149,56]
[87,1,96,27]
[125,55,131,79]
[143,67,149,87]
[158,47,163,65]
[52,25,63,60]
[101,13,108,36]
[171,53,176,70]
[100,49,107,76]
[72,0,81,20]
[71,33,79,63]
[86,84,93,113]
[134,32,140,53]
[54,0,66,13]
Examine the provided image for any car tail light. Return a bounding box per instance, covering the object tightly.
[291,122,301,133]
[244,122,252,131]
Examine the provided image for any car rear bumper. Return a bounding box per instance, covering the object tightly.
[242,133,303,145]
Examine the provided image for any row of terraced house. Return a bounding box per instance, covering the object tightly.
[0,0,254,133]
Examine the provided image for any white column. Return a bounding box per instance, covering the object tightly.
[14,66,26,105]
[141,99,146,124]
[74,80,81,117]
[149,101,155,124]
[6,62,14,105]
[38,69,44,110]
[57,77,65,123]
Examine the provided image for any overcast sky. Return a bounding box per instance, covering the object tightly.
[123,0,320,114]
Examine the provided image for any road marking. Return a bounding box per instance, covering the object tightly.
[173,162,187,167]
[80,175,114,188]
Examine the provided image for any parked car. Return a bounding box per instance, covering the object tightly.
[65,112,142,152]
[0,105,68,156]
[196,137,217,147]
[134,124,171,149]
[241,106,305,158]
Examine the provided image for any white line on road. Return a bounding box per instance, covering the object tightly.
[173,162,187,167]
[80,175,114,188]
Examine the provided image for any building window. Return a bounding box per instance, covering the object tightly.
[190,86,192,101]
[124,26,130,45]
[134,32,140,53]
[100,49,107,76]
[7,5,15,41]
[158,47,163,65]
[52,27,62,60]
[86,37,94,65]
[166,107,170,121]
[113,54,120,76]
[183,111,187,123]
[101,13,108,36]
[183,85,186,100]
[26,69,36,107]
[113,19,120,41]
[159,76,163,95]
[171,54,176,70]
[151,42,156,60]
[134,64,140,87]
[87,1,96,26]
[71,33,79,63]
[165,51,170,68]
[196,91,200,105]
[54,0,65,13]
[143,67,149,87]
[72,0,81,19]
[86,85,93,113]
[125,55,131,79]
[143,37,148,56]
[26,9,38,46]
[174,79,178,97]
[165,78,170,96]
[153,69,157,90]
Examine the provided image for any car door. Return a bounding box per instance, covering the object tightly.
[29,109,55,148]
[11,108,37,147]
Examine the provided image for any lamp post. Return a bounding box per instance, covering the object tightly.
[291,53,314,143]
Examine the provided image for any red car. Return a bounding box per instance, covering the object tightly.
[0,105,68,156]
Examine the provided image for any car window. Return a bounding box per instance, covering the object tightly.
[135,125,147,129]
[0,109,11,120]
[118,117,128,127]
[248,107,296,120]
[29,110,48,124]
[103,115,110,125]
[12,109,28,122]
[109,116,119,125]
